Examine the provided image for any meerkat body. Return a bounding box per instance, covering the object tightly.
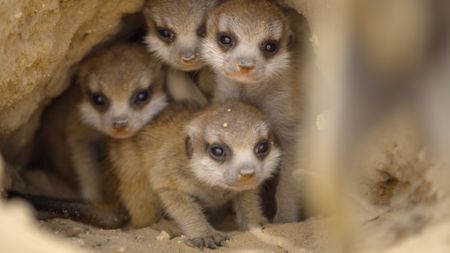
[143,0,218,105]
[108,101,280,248]
[37,43,168,201]
[201,0,302,222]
[107,105,193,227]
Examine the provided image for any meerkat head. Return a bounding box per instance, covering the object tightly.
[202,0,291,84]
[143,0,218,71]
[185,101,281,191]
[77,44,168,139]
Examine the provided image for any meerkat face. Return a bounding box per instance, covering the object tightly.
[185,102,281,191]
[144,0,218,72]
[202,0,291,84]
[77,44,168,139]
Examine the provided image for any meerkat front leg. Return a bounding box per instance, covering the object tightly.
[108,142,162,227]
[68,136,103,201]
[158,189,228,249]
[166,68,208,106]
[118,174,161,227]
[274,158,301,222]
[233,189,268,230]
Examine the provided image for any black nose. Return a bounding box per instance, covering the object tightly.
[113,119,128,129]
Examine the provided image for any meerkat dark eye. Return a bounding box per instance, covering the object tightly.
[217,33,235,49]
[137,91,149,102]
[131,87,153,108]
[261,41,279,56]
[91,93,107,106]
[196,23,206,38]
[156,27,175,42]
[89,92,109,112]
[219,35,232,46]
[208,144,227,162]
[254,140,270,158]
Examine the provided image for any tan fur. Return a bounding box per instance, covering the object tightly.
[36,43,168,201]
[143,0,218,105]
[202,0,303,222]
[108,101,280,248]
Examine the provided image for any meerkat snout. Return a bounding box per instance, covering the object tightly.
[180,50,197,64]
[112,118,128,130]
[221,142,275,190]
[238,166,255,179]
[237,58,256,72]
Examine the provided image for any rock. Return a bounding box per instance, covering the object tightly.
[156,230,171,241]
[65,226,84,237]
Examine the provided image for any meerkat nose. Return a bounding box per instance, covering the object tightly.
[181,51,196,63]
[237,58,255,71]
[113,118,128,129]
[238,167,256,179]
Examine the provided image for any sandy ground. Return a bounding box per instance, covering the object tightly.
[40,218,327,253]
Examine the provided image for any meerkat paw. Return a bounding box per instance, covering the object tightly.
[244,217,269,231]
[187,231,228,249]
[237,214,269,231]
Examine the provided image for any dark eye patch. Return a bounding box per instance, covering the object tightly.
[196,22,206,38]
[156,26,176,43]
[254,139,271,159]
[260,40,280,57]
[207,143,230,163]
[88,91,109,113]
[131,85,154,109]
[217,32,237,51]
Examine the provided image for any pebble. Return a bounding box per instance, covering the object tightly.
[156,230,171,241]
[114,247,125,253]
[177,235,186,244]
[66,226,84,237]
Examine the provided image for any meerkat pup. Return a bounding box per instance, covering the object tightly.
[143,0,218,105]
[201,0,302,222]
[37,43,168,201]
[107,101,280,248]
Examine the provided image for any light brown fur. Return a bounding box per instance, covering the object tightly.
[36,43,168,201]
[202,0,303,222]
[108,101,280,248]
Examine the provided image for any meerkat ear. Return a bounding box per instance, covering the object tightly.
[287,26,295,47]
[185,136,194,159]
[269,130,281,148]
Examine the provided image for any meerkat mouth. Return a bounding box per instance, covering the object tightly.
[225,183,259,192]
[225,178,260,191]
[225,71,261,84]
[178,62,204,71]
[180,59,200,66]
[110,129,135,139]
